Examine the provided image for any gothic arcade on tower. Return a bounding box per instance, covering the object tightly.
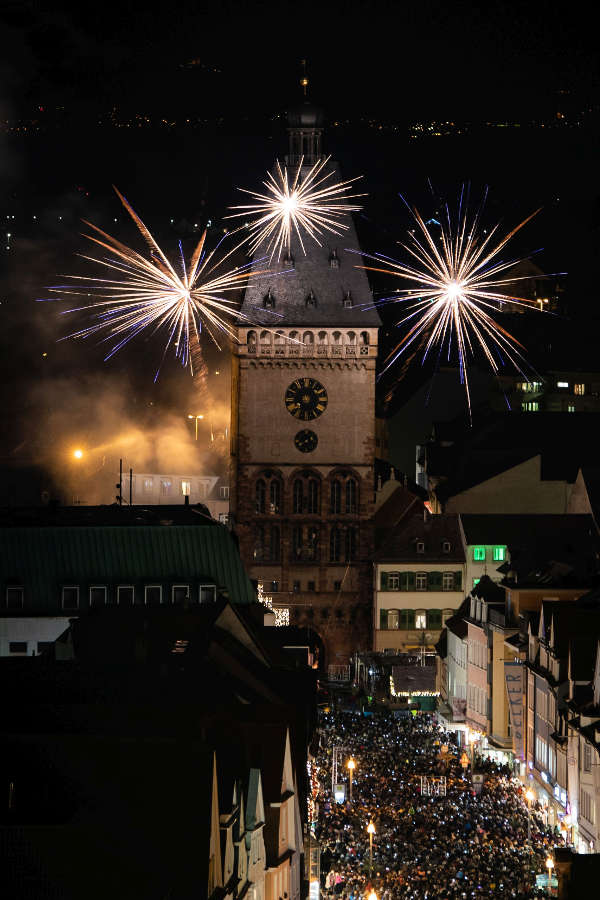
[230,101,381,668]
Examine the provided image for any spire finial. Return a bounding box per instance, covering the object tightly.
[300,59,308,97]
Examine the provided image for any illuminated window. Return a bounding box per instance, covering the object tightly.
[143,477,153,493]
[568,405,575,413]
[521,401,539,411]
[387,609,399,629]
[415,611,427,629]
[160,479,172,496]
[416,572,427,591]
[574,383,585,395]
[493,546,505,561]
[181,480,191,496]
[388,573,400,590]
[473,577,481,587]
[473,547,486,561]
[557,381,569,388]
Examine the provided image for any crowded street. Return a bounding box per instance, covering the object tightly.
[313,709,562,898]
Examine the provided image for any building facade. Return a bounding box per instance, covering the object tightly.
[230,104,381,668]
[374,514,465,656]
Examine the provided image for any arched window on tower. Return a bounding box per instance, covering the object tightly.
[318,331,328,345]
[345,526,358,562]
[307,478,320,514]
[247,330,257,346]
[263,288,276,309]
[256,479,266,514]
[331,479,342,514]
[270,525,281,562]
[332,331,342,344]
[256,471,282,515]
[346,478,358,514]
[292,525,303,558]
[330,526,342,562]
[346,331,356,344]
[254,524,265,561]
[260,330,272,348]
[360,331,369,345]
[303,331,314,345]
[293,479,303,514]
[274,330,285,345]
[269,479,281,514]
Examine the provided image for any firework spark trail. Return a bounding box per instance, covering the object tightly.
[354,191,557,418]
[228,155,364,260]
[44,188,278,380]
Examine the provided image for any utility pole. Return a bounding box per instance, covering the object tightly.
[116,458,123,506]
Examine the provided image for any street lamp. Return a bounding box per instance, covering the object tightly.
[187,414,204,441]
[546,856,555,897]
[347,758,356,801]
[73,448,84,460]
[468,730,480,770]
[367,821,376,876]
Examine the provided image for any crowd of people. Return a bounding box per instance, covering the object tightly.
[313,709,562,898]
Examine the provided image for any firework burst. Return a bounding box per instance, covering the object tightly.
[360,189,551,417]
[46,188,266,380]
[228,155,364,260]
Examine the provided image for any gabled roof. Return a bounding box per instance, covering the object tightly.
[429,412,600,501]
[375,513,465,562]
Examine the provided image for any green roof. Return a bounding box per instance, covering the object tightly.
[0,525,255,608]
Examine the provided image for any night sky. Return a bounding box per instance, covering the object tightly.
[1,0,599,472]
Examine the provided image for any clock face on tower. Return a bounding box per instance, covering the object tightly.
[285,377,328,421]
[295,429,318,453]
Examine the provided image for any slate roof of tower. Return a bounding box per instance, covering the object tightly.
[237,160,381,328]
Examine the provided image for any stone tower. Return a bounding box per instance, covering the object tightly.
[230,101,381,670]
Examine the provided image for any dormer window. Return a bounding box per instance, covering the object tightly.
[263,288,275,309]
[416,540,425,554]
[343,290,353,308]
[442,540,451,553]
[329,249,340,269]
[305,289,317,308]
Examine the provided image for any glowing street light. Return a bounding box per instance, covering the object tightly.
[73,448,84,460]
[187,413,204,441]
[347,757,356,801]
[367,821,376,875]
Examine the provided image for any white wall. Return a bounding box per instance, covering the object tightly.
[0,617,71,657]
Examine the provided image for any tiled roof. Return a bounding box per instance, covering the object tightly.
[375,513,465,562]
[237,161,381,328]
